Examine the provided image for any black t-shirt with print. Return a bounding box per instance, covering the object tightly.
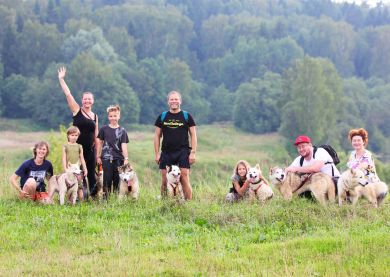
[154,111,196,153]
[15,158,53,192]
[97,125,129,161]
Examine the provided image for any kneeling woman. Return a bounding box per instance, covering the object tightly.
[10,141,53,203]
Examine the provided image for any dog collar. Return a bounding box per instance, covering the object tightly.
[251,179,262,185]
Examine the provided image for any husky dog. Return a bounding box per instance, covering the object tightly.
[166,165,184,199]
[118,163,139,200]
[338,168,388,207]
[48,163,83,205]
[269,166,335,205]
[246,164,273,202]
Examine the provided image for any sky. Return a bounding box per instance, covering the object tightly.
[332,0,390,7]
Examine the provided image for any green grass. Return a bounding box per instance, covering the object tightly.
[1,125,389,276]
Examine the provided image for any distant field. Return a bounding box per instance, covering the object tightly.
[1,126,389,276]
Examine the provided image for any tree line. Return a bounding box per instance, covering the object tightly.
[0,0,389,160]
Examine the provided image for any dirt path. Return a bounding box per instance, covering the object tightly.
[0,131,48,150]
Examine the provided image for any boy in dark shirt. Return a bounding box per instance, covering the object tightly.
[96,105,129,198]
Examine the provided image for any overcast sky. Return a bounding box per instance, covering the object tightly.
[332,0,390,7]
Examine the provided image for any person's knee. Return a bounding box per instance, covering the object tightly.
[180,168,189,179]
[225,193,235,203]
[24,178,37,190]
[161,170,167,183]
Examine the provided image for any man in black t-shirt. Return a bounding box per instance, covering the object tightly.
[154,91,197,200]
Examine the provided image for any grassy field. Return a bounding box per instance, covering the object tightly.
[0,125,389,276]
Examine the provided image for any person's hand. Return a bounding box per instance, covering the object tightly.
[58,66,66,80]
[189,151,196,164]
[123,159,129,165]
[83,169,88,177]
[96,157,102,165]
[155,154,160,164]
[19,189,29,199]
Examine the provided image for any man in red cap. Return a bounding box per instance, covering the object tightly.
[285,135,340,178]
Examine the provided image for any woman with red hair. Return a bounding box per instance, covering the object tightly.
[347,128,379,182]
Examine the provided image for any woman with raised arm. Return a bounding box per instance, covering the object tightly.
[58,67,98,197]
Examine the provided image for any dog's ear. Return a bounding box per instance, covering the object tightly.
[269,167,274,175]
[166,165,171,172]
[255,164,261,170]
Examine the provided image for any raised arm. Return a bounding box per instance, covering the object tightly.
[58,67,80,114]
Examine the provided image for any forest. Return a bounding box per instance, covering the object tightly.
[0,0,389,159]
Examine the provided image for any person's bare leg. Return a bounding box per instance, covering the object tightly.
[22,178,38,200]
[180,168,192,200]
[160,169,167,197]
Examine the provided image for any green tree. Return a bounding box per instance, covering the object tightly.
[14,20,62,77]
[1,26,18,77]
[303,18,357,77]
[233,72,284,134]
[94,4,193,60]
[208,85,235,122]
[1,74,31,118]
[279,56,343,152]
[61,28,117,63]
[365,26,390,82]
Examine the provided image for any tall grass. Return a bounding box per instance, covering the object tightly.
[1,125,389,276]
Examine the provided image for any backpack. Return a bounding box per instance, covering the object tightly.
[300,144,340,166]
[160,110,189,123]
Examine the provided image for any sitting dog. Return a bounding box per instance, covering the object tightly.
[118,163,139,200]
[269,166,335,205]
[338,168,388,208]
[48,163,83,205]
[166,165,184,199]
[246,164,273,202]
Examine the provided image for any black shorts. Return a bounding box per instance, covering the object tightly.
[159,149,190,169]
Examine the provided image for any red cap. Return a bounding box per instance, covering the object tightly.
[294,135,311,146]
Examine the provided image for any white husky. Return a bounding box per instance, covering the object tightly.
[338,168,388,208]
[166,165,184,199]
[246,164,273,202]
[118,163,139,200]
[48,163,83,205]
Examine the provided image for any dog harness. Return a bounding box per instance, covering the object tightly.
[250,179,263,193]
[168,182,180,196]
[292,173,313,194]
[55,175,77,189]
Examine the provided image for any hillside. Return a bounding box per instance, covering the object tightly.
[0,125,389,275]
